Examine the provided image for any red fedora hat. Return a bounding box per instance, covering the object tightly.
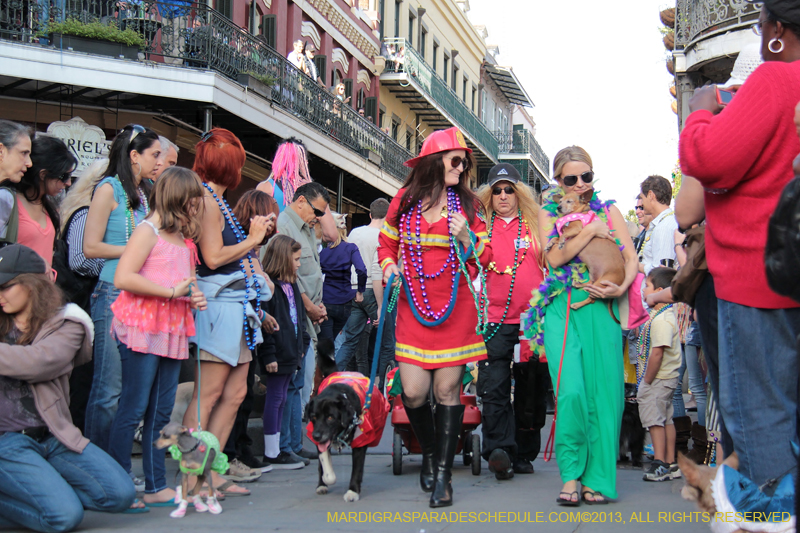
[404,127,472,168]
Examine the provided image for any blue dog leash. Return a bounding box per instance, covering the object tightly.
[363,273,398,411]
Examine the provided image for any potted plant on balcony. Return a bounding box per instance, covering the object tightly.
[237,71,279,101]
[46,19,145,60]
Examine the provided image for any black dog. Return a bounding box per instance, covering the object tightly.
[619,383,645,468]
[304,341,388,502]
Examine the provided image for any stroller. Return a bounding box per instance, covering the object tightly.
[386,367,482,476]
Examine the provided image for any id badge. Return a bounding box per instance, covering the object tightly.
[514,238,530,251]
[513,343,521,363]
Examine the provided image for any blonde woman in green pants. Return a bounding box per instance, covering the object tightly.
[532,146,639,505]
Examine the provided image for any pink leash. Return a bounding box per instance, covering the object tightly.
[543,289,571,462]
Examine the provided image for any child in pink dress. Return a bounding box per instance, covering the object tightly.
[108,167,208,508]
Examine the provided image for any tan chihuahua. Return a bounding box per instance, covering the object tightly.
[547,190,625,310]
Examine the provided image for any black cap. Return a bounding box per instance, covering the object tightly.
[748,0,800,26]
[0,244,48,285]
[487,163,521,187]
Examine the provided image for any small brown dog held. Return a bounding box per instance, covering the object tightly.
[549,190,625,310]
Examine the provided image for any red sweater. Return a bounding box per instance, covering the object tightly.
[679,60,800,309]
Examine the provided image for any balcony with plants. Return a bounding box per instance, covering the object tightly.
[380,37,498,162]
[0,0,412,182]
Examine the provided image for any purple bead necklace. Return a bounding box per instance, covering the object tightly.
[401,188,460,320]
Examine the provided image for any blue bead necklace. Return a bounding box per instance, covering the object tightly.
[202,182,262,350]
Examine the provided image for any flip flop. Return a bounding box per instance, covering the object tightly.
[556,491,580,506]
[581,490,609,505]
[142,500,178,507]
[122,499,150,514]
[214,480,251,497]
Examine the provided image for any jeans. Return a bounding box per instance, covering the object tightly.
[84,281,122,452]
[280,350,306,454]
[263,373,292,435]
[479,324,518,460]
[336,289,379,372]
[0,433,135,533]
[108,343,181,494]
[674,343,707,427]
[319,301,352,342]
[717,297,800,486]
[672,346,688,418]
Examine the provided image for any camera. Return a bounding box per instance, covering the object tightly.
[715,86,735,106]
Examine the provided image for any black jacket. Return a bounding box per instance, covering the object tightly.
[258,281,310,375]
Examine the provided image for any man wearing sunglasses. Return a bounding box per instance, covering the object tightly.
[638,175,678,277]
[477,163,549,481]
[633,197,654,261]
[277,181,331,466]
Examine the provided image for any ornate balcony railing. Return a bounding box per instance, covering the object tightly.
[0,0,412,182]
[493,129,550,178]
[674,0,759,49]
[381,37,498,161]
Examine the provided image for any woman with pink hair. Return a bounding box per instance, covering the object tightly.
[257,138,337,241]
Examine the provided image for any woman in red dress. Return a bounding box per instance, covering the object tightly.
[379,127,492,507]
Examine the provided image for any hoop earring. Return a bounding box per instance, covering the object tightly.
[769,37,784,54]
[133,161,142,178]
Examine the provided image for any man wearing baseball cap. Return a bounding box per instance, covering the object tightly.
[476,164,549,480]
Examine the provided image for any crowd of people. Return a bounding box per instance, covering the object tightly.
[0,0,798,529]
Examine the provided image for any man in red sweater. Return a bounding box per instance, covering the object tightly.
[477,164,548,480]
[678,0,800,488]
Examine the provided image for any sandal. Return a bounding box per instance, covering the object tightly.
[122,499,150,514]
[214,480,251,497]
[581,489,609,505]
[556,491,580,506]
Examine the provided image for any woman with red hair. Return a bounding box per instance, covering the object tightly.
[182,128,274,495]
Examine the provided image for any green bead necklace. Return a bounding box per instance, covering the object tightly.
[483,209,525,342]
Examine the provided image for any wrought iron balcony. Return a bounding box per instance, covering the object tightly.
[493,129,550,178]
[674,0,759,49]
[381,37,498,162]
[0,0,412,182]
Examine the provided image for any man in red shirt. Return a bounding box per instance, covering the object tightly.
[477,164,548,480]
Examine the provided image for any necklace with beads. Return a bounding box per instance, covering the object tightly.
[202,182,262,350]
[400,189,459,321]
[636,303,674,387]
[118,177,149,242]
[483,209,526,342]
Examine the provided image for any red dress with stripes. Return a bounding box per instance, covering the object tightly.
[378,190,492,369]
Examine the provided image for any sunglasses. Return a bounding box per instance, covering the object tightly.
[127,124,146,144]
[562,170,594,187]
[752,20,764,36]
[59,172,73,183]
[492,186,515,196]
[635,205,644,211]
[303,196,326,217]
[447,156,468,169]
[200,131,214,142]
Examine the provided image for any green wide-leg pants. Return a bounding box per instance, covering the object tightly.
[543,290,624,498]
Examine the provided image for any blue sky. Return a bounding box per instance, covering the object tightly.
[469,0,680,213]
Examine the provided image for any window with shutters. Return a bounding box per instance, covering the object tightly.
[452,64,458,92]
[394,0,400,38]
[357,88,365,110]
[260,15,276,48]
[420,29,426,60]
[216,0,232,19]
[314,55,327,85]
[443,54,449,84]
[365,97,378,125]
[432,42,438,71]
[344,79,353,106]
[391,119,400,141]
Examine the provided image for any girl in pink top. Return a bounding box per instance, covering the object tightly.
[108,167,208,507]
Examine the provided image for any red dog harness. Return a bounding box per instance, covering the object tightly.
[306,372,389,449]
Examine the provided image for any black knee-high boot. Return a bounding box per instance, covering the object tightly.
[403,395,436,492]
[430,404,465,508]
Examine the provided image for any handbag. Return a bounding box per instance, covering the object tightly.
[604,207,649,330]
[671,225,707,307]
[765,176,800,303]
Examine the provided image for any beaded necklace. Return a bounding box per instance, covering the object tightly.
[400,189,460,320]
[635,303,674,387]
[483,209,525,342]
[202,182,262,350]
[117,178,149,242]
